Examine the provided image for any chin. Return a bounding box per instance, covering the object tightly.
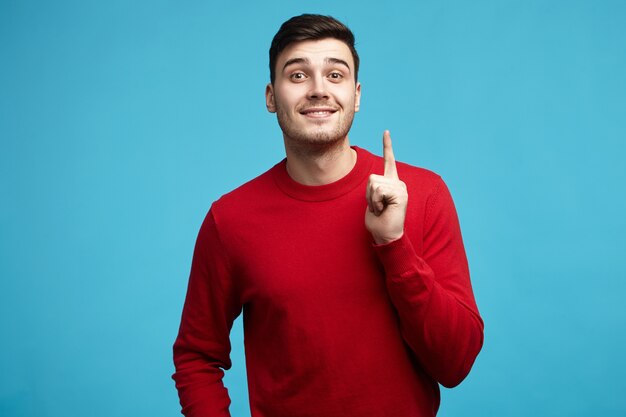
[277,112,355,151]
[293,128,346,145]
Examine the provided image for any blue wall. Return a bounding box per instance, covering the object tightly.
[1,1,625,416]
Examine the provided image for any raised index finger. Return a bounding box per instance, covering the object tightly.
[383,130,398,179]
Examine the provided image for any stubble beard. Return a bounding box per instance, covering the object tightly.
[276,102,356,156]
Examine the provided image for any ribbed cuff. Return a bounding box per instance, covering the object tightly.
[372,233,421,278]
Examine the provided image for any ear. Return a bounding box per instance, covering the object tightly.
[265,83,276,113]
[354,82,361,112]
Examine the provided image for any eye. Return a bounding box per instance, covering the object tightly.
[290,72,307,81]
[328,71,344,81]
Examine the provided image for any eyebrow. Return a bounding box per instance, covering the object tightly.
[282,57,351,73]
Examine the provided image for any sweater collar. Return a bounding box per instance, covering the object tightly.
[271,146,374,202]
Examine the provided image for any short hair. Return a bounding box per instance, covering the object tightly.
[269,14,360,84]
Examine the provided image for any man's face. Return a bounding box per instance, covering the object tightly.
[266,38,361,149]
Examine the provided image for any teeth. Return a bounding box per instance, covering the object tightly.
[305,111,332,115]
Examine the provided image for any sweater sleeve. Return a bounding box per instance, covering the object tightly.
[373,177,484,388]
[172,209,242,416]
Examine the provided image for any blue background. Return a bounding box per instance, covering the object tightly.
[1,1,625,416]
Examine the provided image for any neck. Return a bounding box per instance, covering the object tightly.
[283,137,357,186]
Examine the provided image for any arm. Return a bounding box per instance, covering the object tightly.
[172,209,242,416]
[365,131,483,387]
[373,178,484,388]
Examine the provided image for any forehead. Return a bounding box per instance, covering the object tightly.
[277,38,355,69]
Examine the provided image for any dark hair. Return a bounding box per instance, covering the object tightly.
[269,14,360,84]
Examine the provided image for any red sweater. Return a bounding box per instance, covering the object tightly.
[173,146,483,417]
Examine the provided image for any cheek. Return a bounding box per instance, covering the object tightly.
[276,93,301,111]
[275,83,306,100]
[337,90,356,107]
[333,84,356,99]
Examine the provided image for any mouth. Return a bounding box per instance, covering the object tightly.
[299,107,338,119]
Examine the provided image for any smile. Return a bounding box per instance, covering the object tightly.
[299,107,337,118]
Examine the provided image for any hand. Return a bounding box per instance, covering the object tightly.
[365,130,408,245]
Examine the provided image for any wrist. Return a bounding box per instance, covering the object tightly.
[373,231,404,246]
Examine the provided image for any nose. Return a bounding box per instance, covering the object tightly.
[307,74,329,100]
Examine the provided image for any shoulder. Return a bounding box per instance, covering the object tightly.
[397,162,443,190]
[394,162,453,221]
[361,146,444,196]
[204,160,285,227]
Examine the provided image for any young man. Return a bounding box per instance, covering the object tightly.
[173,14,483,417]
